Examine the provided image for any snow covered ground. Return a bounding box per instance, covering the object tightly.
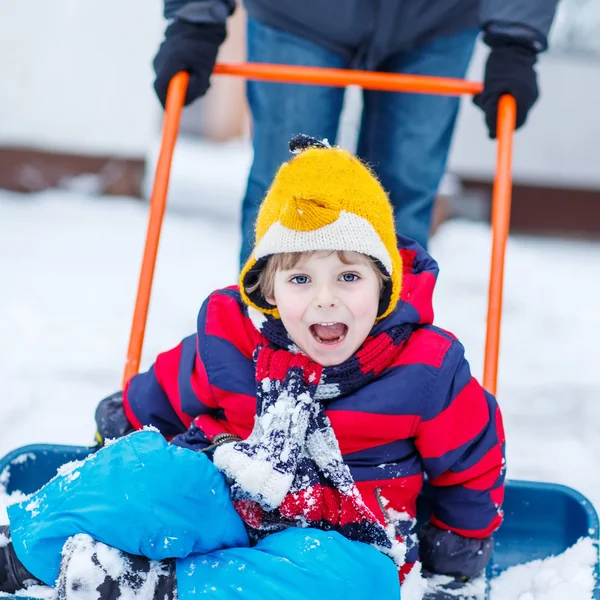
[0,138,599,597]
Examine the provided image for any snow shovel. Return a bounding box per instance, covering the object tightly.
[1,64,598,597]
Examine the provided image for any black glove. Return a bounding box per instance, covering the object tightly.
[473,35,539,139]
[95,391,135,445]
[0,525,43,593]
[418,522,493,579]
[153,19,226,108]
[171,424,240,455]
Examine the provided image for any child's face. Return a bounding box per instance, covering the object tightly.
[267,251,380,366]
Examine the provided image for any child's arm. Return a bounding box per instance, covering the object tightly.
[121,333,199,437]
[96,288,253,449]
[94,333,210,443]
[96,295,232,449]
[414,339,505,578]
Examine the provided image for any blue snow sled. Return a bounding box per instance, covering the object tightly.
[1,442,599,598]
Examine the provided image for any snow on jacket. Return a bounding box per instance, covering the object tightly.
[164,0,558,69]
[8,431,400,600]
[122,238,506,572]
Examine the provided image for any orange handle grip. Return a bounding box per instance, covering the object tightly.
[122,65,513,400]
[483,95,517,396]
[121,72,189,387]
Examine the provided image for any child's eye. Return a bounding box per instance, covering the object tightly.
[340,273,359,282]
[290,275,310,285]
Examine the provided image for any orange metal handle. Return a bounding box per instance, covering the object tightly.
[122,64,513,399]
[483,95,516,395]
[213,62,483,96]
[122,72,189,387]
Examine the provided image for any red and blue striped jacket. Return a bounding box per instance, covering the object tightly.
[122,242,505,570]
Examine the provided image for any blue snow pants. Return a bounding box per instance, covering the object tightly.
[8,430,400,600]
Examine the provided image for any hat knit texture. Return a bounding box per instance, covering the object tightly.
[240,135,403,320]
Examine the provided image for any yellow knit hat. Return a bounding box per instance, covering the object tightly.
[240,135,402,321]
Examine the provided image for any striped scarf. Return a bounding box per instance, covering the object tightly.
[213,314,413,567]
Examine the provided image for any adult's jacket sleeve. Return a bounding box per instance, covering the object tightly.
[164,0,235,23]
[480,0,559,50]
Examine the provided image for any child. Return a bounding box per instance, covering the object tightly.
[2,135,504,599]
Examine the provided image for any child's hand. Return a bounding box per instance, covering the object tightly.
[95,391,135,445]
[171,424,240,454]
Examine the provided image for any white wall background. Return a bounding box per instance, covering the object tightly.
[339,41,600,191]
[1,0,599,189]
[0,0,164,157]
[448,41,600,190]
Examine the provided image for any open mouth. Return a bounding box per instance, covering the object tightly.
[309,322,348,345]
